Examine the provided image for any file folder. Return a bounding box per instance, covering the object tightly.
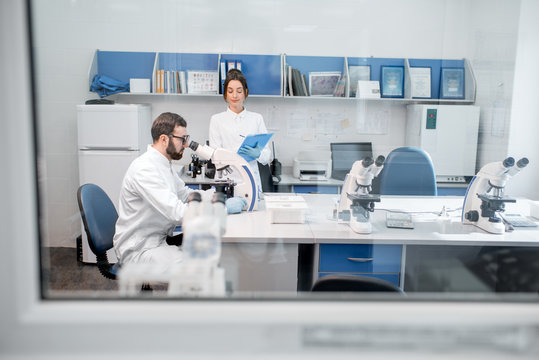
[238,133,274,162]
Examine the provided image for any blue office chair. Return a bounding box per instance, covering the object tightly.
[311,275,404,293]
[77,183,119,280]
[379,147,437,196]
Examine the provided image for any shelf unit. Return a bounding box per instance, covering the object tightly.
[88,50,476,103]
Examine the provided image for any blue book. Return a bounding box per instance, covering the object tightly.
[220,60,227,94]
[238,133,274,162]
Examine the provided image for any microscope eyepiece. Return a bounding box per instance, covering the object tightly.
[188,141,199,151]
[502,157,515,168]
[375,155,385,167]
[516,157,529,168]
[362,157,374,167]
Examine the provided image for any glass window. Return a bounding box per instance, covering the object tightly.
[29,0,539,302]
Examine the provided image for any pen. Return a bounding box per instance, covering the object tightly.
[239,134,245,138]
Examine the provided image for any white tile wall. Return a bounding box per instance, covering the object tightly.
[30,0,521,246]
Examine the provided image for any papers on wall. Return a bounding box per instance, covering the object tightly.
[355,102,389,135]
[265,105,280,130]
[356,80,380,99]
[286,109,347,139]
[187,71,219,94]
[286,111,309,138]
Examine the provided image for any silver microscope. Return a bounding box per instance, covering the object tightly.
[462,157,529,234]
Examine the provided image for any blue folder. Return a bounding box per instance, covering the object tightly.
[238,133,274,162]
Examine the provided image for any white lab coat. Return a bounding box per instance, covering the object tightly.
[209,107,271,193]
[113,146,192,265]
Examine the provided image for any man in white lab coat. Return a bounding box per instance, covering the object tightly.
[113,112,194,267]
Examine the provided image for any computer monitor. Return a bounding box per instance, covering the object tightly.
[330,142,373,180]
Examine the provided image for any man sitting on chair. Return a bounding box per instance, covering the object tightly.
[113,112,206,268]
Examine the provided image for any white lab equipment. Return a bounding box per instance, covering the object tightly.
[337,155,385,234]
[292,150,332,180]
[118,192,227,297]
[265,195,308,224]
[189,140,258,211]
[406,105,479,183]
[77,104,152,263]
[462,157,529,234]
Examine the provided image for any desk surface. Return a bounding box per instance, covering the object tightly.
[222,194,539,247]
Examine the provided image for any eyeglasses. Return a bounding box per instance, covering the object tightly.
[169,134,190,145]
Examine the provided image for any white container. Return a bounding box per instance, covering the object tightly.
[265,195,308,224]
[292,150,332,179]
[406,105,480,182]
[130,78,151,93]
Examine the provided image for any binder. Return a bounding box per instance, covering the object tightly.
[288,66,294,96]
[228,60,236,72]
[220,60,227,94]
[235,60,242,72]
[179,71,186,94]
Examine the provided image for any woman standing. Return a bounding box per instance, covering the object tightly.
[209,69,271,195]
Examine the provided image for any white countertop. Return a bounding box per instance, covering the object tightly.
[222,194,539,247]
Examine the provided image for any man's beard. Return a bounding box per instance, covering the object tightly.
[166,141,183,160]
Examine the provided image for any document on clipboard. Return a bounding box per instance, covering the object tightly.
[237,133,274,162]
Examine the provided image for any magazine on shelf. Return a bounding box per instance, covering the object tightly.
[309,71,341,96]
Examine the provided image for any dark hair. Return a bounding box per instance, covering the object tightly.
[223,69,249,101]
[151,112,187,142]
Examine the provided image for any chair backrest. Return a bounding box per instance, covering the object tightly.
[311,274,403,293]
[77,184,119,280]
[379,147,437,196]
[257,162,274,192]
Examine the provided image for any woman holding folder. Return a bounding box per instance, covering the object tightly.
[209,69,271,196]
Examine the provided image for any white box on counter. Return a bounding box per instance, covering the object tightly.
[265,195,308,224]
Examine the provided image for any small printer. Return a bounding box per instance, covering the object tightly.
[293,151,332,181]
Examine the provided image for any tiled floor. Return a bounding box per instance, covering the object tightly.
[41,247,118,292]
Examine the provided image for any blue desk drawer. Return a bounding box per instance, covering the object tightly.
[294,185,339,194]
[319,244,402,273]
[437,187,467,196]
[318,272,400,287]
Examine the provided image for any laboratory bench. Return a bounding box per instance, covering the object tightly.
[219,193,539,294]
[181,169,470,196]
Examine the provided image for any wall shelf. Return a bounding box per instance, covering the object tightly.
[88,50,476,103]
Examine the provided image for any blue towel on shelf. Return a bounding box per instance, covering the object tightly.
[90,75,129,98]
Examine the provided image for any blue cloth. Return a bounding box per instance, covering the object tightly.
[238,144,262,162]
[225,197,247,214]
[90,75,130,98]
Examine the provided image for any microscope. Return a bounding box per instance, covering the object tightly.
[338,155,385,234]
[189,141,258,211]
[462,157,529,234]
